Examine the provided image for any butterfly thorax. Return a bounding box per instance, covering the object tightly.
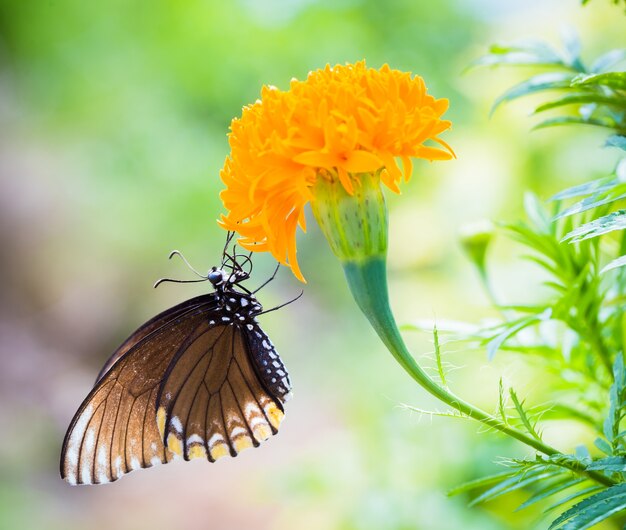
[211,290,263,325]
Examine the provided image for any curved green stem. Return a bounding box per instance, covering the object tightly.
[342,257,616,488]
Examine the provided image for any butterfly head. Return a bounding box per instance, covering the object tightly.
[208,266,249,290]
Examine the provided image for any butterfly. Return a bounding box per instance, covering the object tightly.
[60,234,294,485]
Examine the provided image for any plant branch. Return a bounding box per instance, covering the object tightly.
[342,257,617,488]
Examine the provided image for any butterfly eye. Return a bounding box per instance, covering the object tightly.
[208,268,224,285]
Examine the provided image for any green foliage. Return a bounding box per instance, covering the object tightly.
[548,484,626,529]
[474,33,626,134]
[442,30,626,529]
[433,326,448,389]
[509,389,543,442]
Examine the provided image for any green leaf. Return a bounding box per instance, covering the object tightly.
[601,254,626,274]
[497,378,508,425]
[524,192,552,232]
[486,308,552,361]
[603,355,625,448]
[572,72,626,90]
[534,93,626,113]
[487,40,564,63]
[549,483,626,529]
[546,486,605,513]
[532,116,618,131]
[447,470,514,496]
[591,49,626,73]
[594,437,613,456]
[551,177,616,201]
[433,326,447,388]
[491,72,574,114]
[606,134,626,151]
[510,388,543,441]
[469,468,555,506]
[563,210,626,242]
[469,52,564,70]
[587,456,626,472]
[560,28,586,72]
[517,477,586,511]
[554,191,626,220]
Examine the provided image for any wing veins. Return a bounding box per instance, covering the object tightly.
[204,393,215,462]
[88,396,109,484]
[161,324,230,444]
[108,382,125,481]
[220,329,239,456]
[96,299,216,382]
[219,388,234,456]
[226,378,257,446]
[232,346,276,431]
[121,394,138,475]
[232,356,272,431]
[140,387,152,468]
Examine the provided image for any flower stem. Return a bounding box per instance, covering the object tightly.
[342,257,616,488]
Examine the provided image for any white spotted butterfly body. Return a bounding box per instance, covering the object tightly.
[60,259,292,485]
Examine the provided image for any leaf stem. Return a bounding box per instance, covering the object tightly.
[342,257,616,488]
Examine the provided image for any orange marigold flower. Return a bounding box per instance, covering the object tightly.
[219,60,454,281]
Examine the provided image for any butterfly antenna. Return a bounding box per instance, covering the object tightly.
[258,290,303,316]
[253,262,281,294]
[154,277,208,289]
[168,250,205,279]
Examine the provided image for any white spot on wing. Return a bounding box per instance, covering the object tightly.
[208,433,224,447]
[114,456,123,478]
[66,472,77,485]
[130,457,141,471]
[83,429,96,453]
[65,404,94,468]
[80,458,92,484]
[150,456,161,466]
[97,445,107,469]
[170,416,183,433]
[230,426,247,438]
[249,416,268,429]
[241,298,249,307]
[97,471,109,484]
[66,446,78,467]
[244,403,258,417]
[187,434,204,445]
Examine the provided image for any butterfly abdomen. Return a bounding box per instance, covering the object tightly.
[214,291,292,403]
[245,323,292,404]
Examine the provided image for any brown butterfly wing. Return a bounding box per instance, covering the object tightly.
[60,296,216,485]
[94,294,215,384]
[157,322,287,462]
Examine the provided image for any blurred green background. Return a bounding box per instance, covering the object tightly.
[1,1,625,529]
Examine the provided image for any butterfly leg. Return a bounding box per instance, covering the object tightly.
[257,290,303,315]
[253,262,281,294]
